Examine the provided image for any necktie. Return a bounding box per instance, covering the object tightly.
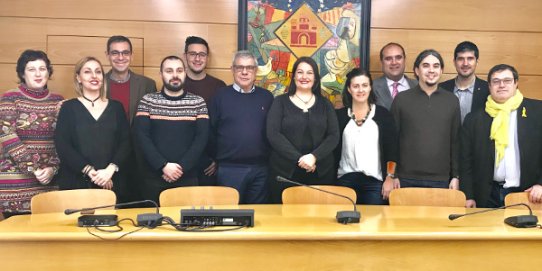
[392,82,399,98]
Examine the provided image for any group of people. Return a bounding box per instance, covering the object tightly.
[1,36,541,220]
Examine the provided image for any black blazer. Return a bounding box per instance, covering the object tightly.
[334,105,398,179]
[439,77,489,114]
[460,98,542,206]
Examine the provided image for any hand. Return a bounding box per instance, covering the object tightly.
[525,184,542,203]
[298,154,316,172]
[91,166,115,187]
[34,167,54,185]
[381,176,395,200]
[449,178,459,190]
[393,178,401,189]
[204,161,217,176]
[162,163,183,182]
[465,199,476,208]
[102,180,113,190]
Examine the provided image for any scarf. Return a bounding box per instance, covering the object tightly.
[485,89,523,166]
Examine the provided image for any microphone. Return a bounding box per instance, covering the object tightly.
[65,199,163,228]
[448,203,539,228]
[277,176,360,224]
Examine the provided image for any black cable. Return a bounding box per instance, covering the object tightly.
[85,218,145,241]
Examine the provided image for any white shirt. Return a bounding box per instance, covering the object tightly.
[385,76,411,97]
[494,110,521,188]
[338,106,382,180]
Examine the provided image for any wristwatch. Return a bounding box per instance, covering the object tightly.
[387,173,397,179]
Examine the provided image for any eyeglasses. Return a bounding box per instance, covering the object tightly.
[233,65,257,73]
[490,78,515,86]
[109,50,132,57]
[186,52,208,58]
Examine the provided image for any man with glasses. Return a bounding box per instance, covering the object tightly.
[183,36,226,186]
[439,41,489,123]
[105,35,157,204]
[208,51,273,203]
[460,64,542,208]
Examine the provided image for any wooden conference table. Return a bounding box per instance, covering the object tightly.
[0,204,541,270]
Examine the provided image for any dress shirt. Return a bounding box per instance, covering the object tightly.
[494,110,521,188]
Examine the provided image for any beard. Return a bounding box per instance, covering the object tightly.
[163,79,184,92]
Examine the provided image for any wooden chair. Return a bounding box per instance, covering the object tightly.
[31,189,117,214]
[505,192,542,210]
[282,185,357,204]
[159,186,239,207]
[389,188,466,207]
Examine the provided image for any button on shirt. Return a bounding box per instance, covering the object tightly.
[453,80,475,123]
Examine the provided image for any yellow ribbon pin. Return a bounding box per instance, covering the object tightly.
[522,107,527,118]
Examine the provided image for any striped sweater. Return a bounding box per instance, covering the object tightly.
[135,91,209,175]
[0,85,64,213]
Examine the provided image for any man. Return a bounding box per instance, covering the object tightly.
[373,42,418,110]
[208,51,274,204]
[134,56,208,204]
[439,41,489,123]
[183,36,226,186]
[391,49,461,189]
[460,64,542,208]
[105,35,157,204]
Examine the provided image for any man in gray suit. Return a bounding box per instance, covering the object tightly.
[104,35,157,204]
[373,42,417,110]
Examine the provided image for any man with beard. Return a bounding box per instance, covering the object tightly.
[391,49,461,189]
[105,35,157,204]
[134,56,208,204]
[373,42,418,110]
[183,36,226,186]
[439,41,489,123]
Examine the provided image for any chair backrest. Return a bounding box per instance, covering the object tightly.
[505,192,542,210]
[389,188,466,207]
[282,185,357,204]
[31,189,117,214]
[159,186,240,207]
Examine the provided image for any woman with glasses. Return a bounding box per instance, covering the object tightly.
[0,50,64,219]
[266,57,340,203]
[54,57,130,195]
[335,68,398,205]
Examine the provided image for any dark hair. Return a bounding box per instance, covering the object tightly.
[379,42,406,61]
[184,36,209,53]
[342,68,376,108]
[454,41,479,60]
[413,49,444,80]
[106,35,133,53]
[287,56,322,97]
[487,64,519,83]
[160,55,184,71]
[16,50,53,84]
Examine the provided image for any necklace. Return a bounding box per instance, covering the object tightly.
[295,93,314,105]
[351,105,371,126]
[82,95,100,107]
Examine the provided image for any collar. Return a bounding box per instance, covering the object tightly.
[385,75,408,87]
[233,83,255,94]
[453,77,475,93]
[109,70,131,84]
[161,88,187,101]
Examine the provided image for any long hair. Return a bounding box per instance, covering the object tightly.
[73,56,106,99]
[287,56,322,97]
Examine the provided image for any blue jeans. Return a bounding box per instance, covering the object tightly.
[217,164,269,204]
[399,178,449,189]
[338,172,387,205]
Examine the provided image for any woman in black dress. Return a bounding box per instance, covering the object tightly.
[55,56,129,195]
[266,57,340,203]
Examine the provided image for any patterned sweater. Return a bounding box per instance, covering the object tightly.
[0,85,64,213]
[134,91,209,176]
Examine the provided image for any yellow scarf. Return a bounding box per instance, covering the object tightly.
[485,89,523,166]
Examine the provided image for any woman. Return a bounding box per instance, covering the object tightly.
[267,57,340,203]
[335,68,398,205]
[55,57,130,195]
[0,50,64,218]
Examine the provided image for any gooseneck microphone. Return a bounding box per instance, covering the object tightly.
[277,176,360,224]
[448,203,539,228]
[64,199,159,215]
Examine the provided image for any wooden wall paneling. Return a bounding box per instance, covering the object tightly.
[370,29,542,77]
[47,36,144,66]
[0,18,48,63]
[371,0,542,32]
[0,0,238,24]
[0,64,18,90]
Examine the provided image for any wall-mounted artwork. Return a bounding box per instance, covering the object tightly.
[238,0,371,107]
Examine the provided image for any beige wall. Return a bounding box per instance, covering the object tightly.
[1,0,541,99]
